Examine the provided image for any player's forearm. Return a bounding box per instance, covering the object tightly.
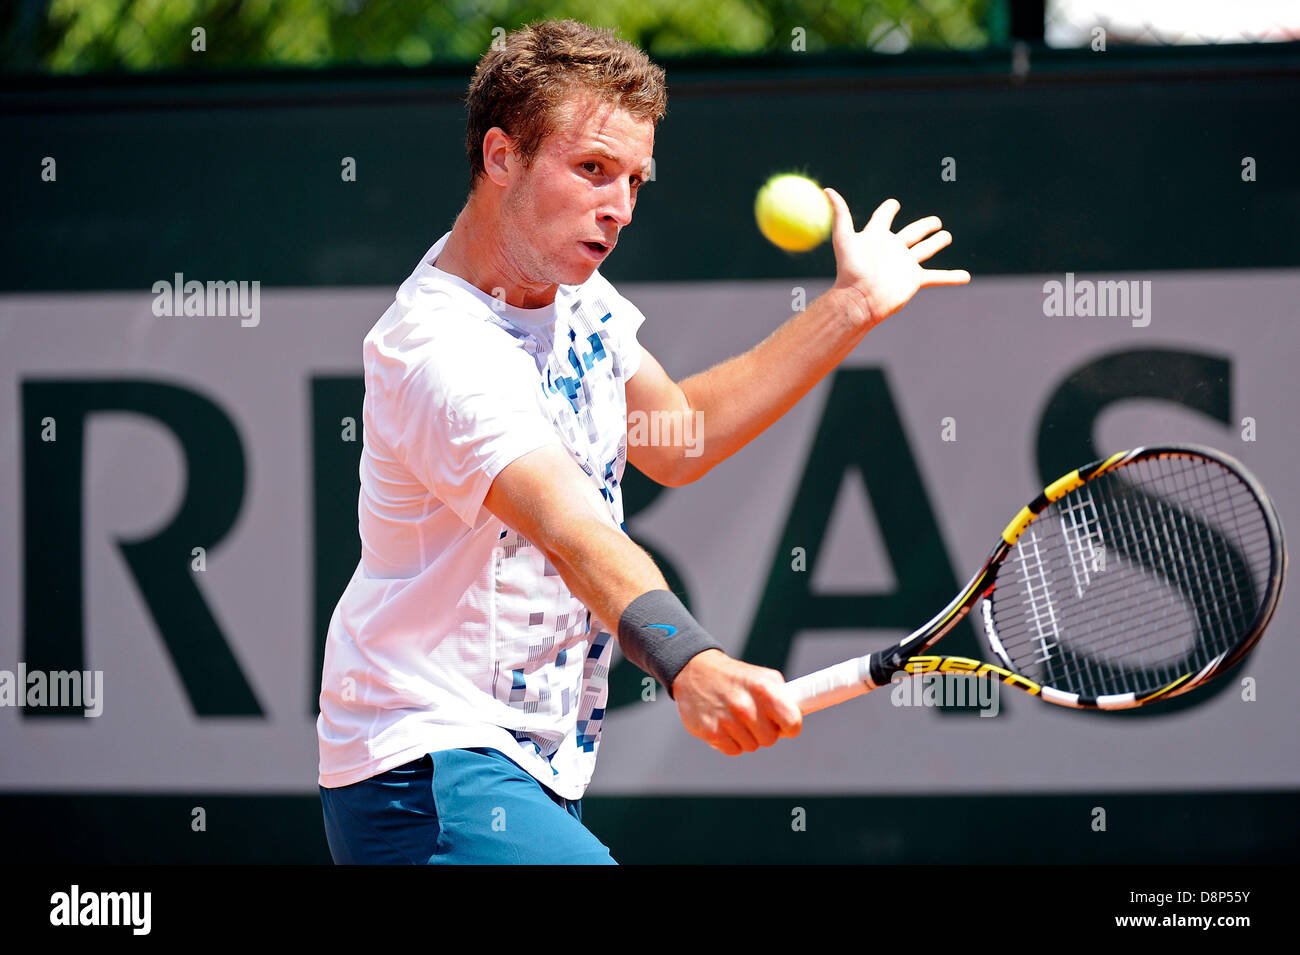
[672,283,871,481]
[541,517,671,635]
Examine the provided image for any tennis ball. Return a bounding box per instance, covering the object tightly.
[754,173,833,252]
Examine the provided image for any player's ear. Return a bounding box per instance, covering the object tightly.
[481,127,516,187]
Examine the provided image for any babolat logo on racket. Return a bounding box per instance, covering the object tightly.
[903,656,1042,694]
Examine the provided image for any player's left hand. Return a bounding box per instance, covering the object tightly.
[826,190,971,329]
[671,649,803,756]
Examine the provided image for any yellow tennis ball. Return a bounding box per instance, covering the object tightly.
[754,173,833,252]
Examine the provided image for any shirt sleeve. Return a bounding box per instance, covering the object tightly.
[605,284,647,381]
[620,302,647,380]
[392,331,560,528]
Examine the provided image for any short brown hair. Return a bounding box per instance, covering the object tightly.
[465,20,667,188]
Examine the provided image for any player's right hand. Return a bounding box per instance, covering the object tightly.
[671,649,803,755]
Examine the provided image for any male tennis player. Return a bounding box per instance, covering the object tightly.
[317,18,968,864]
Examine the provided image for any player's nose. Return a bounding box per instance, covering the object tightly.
[600,180,634,228]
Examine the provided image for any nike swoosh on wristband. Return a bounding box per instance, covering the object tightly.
[645,624,678,638]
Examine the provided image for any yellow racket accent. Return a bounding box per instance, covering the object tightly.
[1044,469,1084,502]
[1090,449,1131,478]
[1136,673,1193,703]
[1001,506,1034,544]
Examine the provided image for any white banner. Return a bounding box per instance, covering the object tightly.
[1,268,1296,793]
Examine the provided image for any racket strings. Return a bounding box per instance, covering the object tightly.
[989,455,1271,699]
[1082,460,1261,691]
[1066,462,1259,694]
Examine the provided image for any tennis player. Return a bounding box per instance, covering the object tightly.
[317,18,969,864]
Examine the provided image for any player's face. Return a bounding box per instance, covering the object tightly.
[501,92,654,287]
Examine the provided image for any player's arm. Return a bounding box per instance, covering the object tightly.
[482,444,802,754]
[626,191,970,486]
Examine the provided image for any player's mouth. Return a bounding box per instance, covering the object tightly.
[580,240,612,260]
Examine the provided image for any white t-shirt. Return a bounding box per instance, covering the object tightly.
[316,232,644,800]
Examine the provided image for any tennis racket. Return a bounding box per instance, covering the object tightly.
[786,444,1286,713]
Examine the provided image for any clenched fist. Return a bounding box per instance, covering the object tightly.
[672,649,803,755]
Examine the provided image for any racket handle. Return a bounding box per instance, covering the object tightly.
[786,655,877,715]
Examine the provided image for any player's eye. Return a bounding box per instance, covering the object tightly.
[581,161,600,175]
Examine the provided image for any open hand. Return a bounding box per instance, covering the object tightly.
[826,190,971,328]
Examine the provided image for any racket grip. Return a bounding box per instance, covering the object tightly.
[786,655,877,715]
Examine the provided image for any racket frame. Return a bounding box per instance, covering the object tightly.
[787,444,1286,715]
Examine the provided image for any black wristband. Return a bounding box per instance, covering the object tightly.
[617,590,723,698]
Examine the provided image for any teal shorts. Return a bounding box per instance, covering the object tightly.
[320,747,617,865]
